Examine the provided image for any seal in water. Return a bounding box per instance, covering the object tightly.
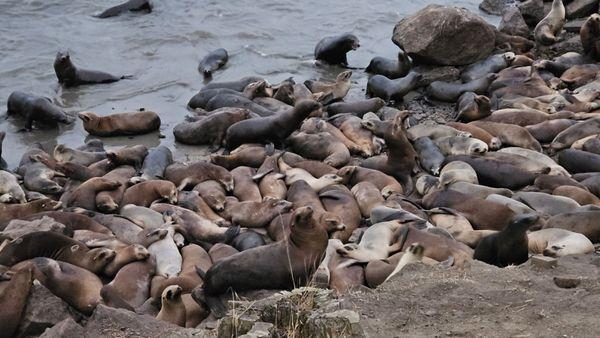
[7,91,74,130]
[198,48,228,77]
[95,0,152,18]
[54,51,130,87]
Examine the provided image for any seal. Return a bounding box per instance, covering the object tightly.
[0,170,27,203]
[211,144,273,170]
[130,146,173,184]
[525,119,578,144]
[230,230,266,251]
[95,166,136,213]
[455,92,491,122]
[54,51,130,86]
[280,164,344,191]
[326,98,386,118]
[0,132,6,170]
[336,220,404,262]
[558,149,600,174]
[550,117,600,151]
[7,91,73,130]
[513,191,580,216]
[96,0,152,18]
[305,70,352,102]
[427,74,497,102]
[106,145,148,169]
[312,239,365,292]
[351,181,385,218]
[225,198,292,228]
[581,14,600,60]
[0,231,116,273]
[553,185,600,206]
[193,206,328,317]
[0,198,62,228]
[100,259,155,310]
[474,214,539,267]
[53,144,107,166]
[330,114,382,156]
[544,210,600,242]
[147,225,181,278]
[498,147,569,176]
[23,210,112,234]
[427,207,497,248]
[287,131,350,167]
[445,155,537,190]
[78,110,160,136]
[225,100,321,149]
[337,165,403,197]
[319,184,362,242]
[461,52,515,82]
[231,166,262,202]
[300,118,365,155]
[446,122,501,150]
[65,177,121,210]
[173,108,252,147]
[198,48,228,77]
[0,267,32,337]
[314,33,360,66]
[533,0,565,46]
[407,124,470,141]
[203,76,264,91]
[365,49,412,79]
[193,180,227,212]
[383,243,425,284]
[165,161,234,192]
[366,71,422,102]
[482,107,571,127]
[206,92,275,117]
[121,180,178,207]
[30,152,111,182]
[470,121,542,152]
[528,228,594,257]
[433,136,488,156]
[156,285,186,327]
[103,244,149,277]
[17,257,103,314]
[413,137,444,175]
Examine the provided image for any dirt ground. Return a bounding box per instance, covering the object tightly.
[341,253,600,338]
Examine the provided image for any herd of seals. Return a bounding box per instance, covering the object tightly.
[1,0,600,334]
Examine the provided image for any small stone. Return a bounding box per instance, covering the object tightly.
[553,276,582,289]
[530,255,558,269]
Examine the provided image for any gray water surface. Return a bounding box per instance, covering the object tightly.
[0,0,496,168]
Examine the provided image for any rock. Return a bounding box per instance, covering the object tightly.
[85,304,209,338]
[566,0,599,19]
[564,19,587,33]
[1,217,67,240]
[218,314,261,338]
[239,322,275,338]
[15,283,75,337]
[518,0,545,27]
[530,255,558,269]
[414,65,461,87]
[498,7,531,38]
[39,318,85,338]
[392,5,496,66]
[553,275,582,289]
[302,309,364,338]
[479,0,517,15]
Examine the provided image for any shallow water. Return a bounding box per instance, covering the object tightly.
[0,0,497,168]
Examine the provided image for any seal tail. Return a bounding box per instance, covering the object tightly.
[195,266,207,279]
[223,225,240,244]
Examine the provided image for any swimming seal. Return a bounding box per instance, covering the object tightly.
[366,50,412,79]
[54,51,130,86]
[7,91,74,130]
[366,71,422,102]
[95,0,152,18]
[225,100,321,149]
[78,110,160,136]
[193,206,327,317]
[533,0,565,46]
[474,214,539,267]
[198,48,228,77]
[314,33,360,66]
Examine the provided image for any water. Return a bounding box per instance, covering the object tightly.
[0,0,497,169]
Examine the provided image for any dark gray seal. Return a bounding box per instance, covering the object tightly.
[413,137,445,176]
[198,48,228,77]
[427,74,497,102]
[366,72,422,102]
[314,33,360,66]
[53,51,130,87]
[0,132,6,170]
[365,50,412,79]
[95,0,152,18]
[326,98,386,118]
[206,94,274,117]
[7,91,74,130]
[202,76,263,91]
[174,108,252,148]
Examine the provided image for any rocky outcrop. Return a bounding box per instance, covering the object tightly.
[15,284,76,338]
[1,216,68,240]
[499,7,531,38]
[479,0,517,15]
[392,5,496,66]
[566,0,598,19]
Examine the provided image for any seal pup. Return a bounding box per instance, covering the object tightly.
[528,228,594,257]
[365,50,412,79]
[78,110,160,137]
[534,0,565,46]
[156,285,186,327]
[383,243,424,283]
[305,70,352,102]
[95,0,152,18]
[53,51,130,86]
[198,48,228,77]
[474,214,539,267]
[7,91,74,130]
[314,33,360,66]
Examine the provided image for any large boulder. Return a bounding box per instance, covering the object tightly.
[0,216,68,240]
[479,0,517,15]
[392,5,496,66]
[15,284,75,338]
[566,0,599,19]
[518,0,545,27]
[498,7,531,38]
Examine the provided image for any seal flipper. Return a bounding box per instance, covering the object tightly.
[223,225,241,244]
[191,287,231,318]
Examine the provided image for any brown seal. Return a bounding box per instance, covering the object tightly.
[446,122,501,150]
[581,14,600,60]
[95,166,136,213]
[300,117,365,156]
[533,0,565,45]
[208,243,239,264]
[121,180,178,207]
[0,231,116,274]
[225,100,322,149]
[287,131,350,167]
[210,144,273,170]
[544,210,600,242]
[193,180,227,212]
[192,206,328,317]
[337,165,403,197]
[455,92,491,122]
[106,145,148,169]
[0,267,33,337]
[22,211,112,234]
[0,198,62,228]
[78,110,160,136]
[165,161,234,192]
[319,184,362,242]
[14,258,103,314]
[553,185,600,206]
[330,114,381,157]
[65,177,121,210]
[305,70,352,102]
[103,244,149,277]
[423,189,515,231]
[173,108,251,148]
[351,181,385,218]
[445,155,538,190]
[53,144,107,166]
[481,108,573,127]
[231,166,262,202]
[101,259,155,310]
[525,119,578,143]
[470,121,542,152]
[156,285,186,327]
[224,198,292,228]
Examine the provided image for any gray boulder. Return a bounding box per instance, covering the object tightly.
[1,216,67,240]
[566,0,598,19]
[518,0,545,27]
[479,0,517,15]
[499,7,531,38]
[39,318,85,338]
[392,5,496,66]
[15,283,75,338]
